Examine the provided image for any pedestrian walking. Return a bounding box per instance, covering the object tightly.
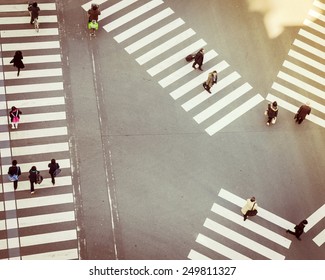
[29,166,42,194]
[48,159,60,185]
[265,101,278,126]
[203,70,218,93]
[9,106,22,129]
[10,51,24,76]
[88,3,101,22]
[28,2,40,24]
[192,48,204,71]
[295,102,311,124]
[241,197,258,221]
[8,160,21,190]
[286,219,308,240]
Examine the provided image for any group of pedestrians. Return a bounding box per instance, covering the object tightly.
[8,159,61,195]
[241,196,308,241]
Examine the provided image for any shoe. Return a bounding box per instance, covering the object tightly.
[286,230,289,233]
[31,191,35,194]
[243,216,247,221]
[266,122,270,126]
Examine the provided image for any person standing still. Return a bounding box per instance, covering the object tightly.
[286,220,308,240]
[9,106,22,129]
[29,166,39,194]
[203,70,218,93]
[10,51,25,76]
[241,197,258,221]
[192,48,204,71]
[295,102,311,124]
[265,101,278,126]
[8,160,21,190]
[48,159,60,185]
[28,2,40,24]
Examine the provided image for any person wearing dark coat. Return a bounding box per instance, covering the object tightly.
[48,159,60,185]
[28,2,40,24]
[10,51,25,76]
[286,220,308,240]
[88,3,101,22]
[265,101,278,126]
[29,166,40,194]
[295,102,311,124]
[192,48,204,70]
[9,106,22,129]
[8,160,21,190]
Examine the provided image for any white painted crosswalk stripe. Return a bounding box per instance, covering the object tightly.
[288,49,325,72]
[304,204,325,233]
[11,142,69,157]
[3,54,62,65]
[125,18,185,54]
[5,82,64,94]
[1,41,60,51]
[22,248,78,260]
[3,68,62,80]
[205,94,264,136]
[313,229,325,247]
[103,0,164,32]
[114,8,174,43]
[314,0,325,10]
[0,112,66,125]
[0,28,59,38]
[0,3,56,12]
[187,249,212,260]
[304,18,325,34]
[293,39,324,59]
[8,126,68,140]
[6,96,65,108]
[194,83,252,124]
[298,29,325,47]
[308,9,325,22]
[136,28,196,65]
[0,15,58,25]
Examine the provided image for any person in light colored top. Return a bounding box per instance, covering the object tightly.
[241,197,258,221]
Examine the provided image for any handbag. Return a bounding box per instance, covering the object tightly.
[271,117,277,124]
[36,173,43,184]
[53,168,61,177]
[8,174,19,181]
[246,202,258,216]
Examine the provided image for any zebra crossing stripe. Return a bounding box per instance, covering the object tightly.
[211,203,291,248]
[182,72,241,112]
[1,41,60,51]
[308,9,325,22]
[0,15,58,25]
[3,68,62,80]
[314,0,325,10]
[304,204,325,233]
[5,82,64,94]
[159,50,218,88]
[277,71,324,99]
[0,3,56,12]
[205,94,264,135]
[82,0,113,10]
[11,142,69,157]
[114,8,174,43]
[272,82,325,114]
[282,60,325,85]
[0,28,59,38]
[125,18,185,54]
[6,97,65,108]
[196,233,251,260]
[313,229,325,247]
[204,218,285,260]
[3,54,62,65]
[170,61,229,100]
[0,112,66,125]
[103,0,164,32]
[298,29,325,48]
[187,249,211,260]
[147,39,207,76]
[136,29,196,65]
[22,248,78,260]
[303,18,325,34]
[288,49,325,72]
[194,83,252,124]
[266,93,325,128]
[8,126,68,140]
[218,188,295,230]
[293,39,324,59]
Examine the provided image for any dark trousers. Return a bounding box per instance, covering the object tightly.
[13,180,18,190]
[50,173,55,185]
[287,229,302,239]
[296,117,304,124]
[30,180,35,192]
[192,61,202,69]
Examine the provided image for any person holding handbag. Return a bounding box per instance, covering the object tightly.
[241,197,258,221]
[48,158,60,185]
[8,160,21,190]
[9,106,22,129]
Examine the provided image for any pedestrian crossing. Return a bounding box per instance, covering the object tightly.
[187,188,324,260]
[81,0,264,136]
[268,0,325,128]
[0,2,79,260]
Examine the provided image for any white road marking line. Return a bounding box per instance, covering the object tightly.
[272,82,325,114]
[147,39,207,76]
[114,8,174,43]
[283,60,325,85]
[5,82,64,94]
[314,0,325,10]
[8,126,68,140]
[1,41,60,51]
[194,83,252,124]
[187,249,211,260]
[0,15,58,24]
[125,18,185,54]
[293,39,324,59]
[170,61,229,100]
[313,229,325,247]
[103,0,164,32]
[204,218,285,259]
[0,3,56,12]
[0,112,66,125]
[308,9,325,22]
[182,71,241,112]
[288,49,325,72]
[218,188,295,230]
[159,50,218,88]
[6,96,65,108]
[196,233,251,260]
[303,18,325,34]
[266,93,325,128]
[304,204,325,233]
[205,94,264,135]
[211,203,291,248]
[298,29,325,47]
[3,54,62,65]
[11,142,69,157]
[3,68,62,80]
[136,28,196,65]
[22,248,79,260]
[277,71,324,99]
[20,229,77,247]
[0,239,8,251]
[0,28,59,38]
